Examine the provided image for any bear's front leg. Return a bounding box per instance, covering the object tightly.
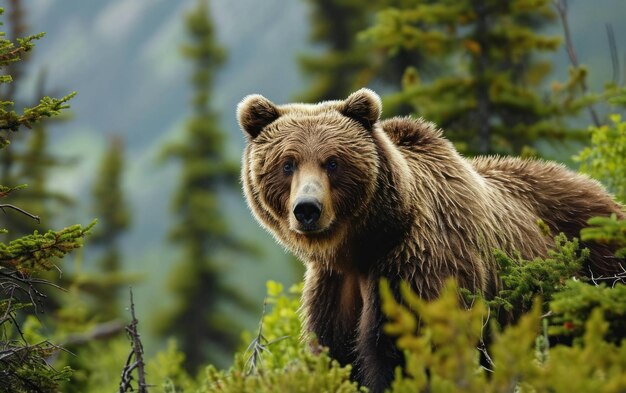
[302,268,362,367]
[354,276,404,393]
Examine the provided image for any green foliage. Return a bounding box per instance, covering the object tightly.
[1,11,75,139]
[485,232,588,314]
[361,0,588,155]
[143,281,358,392]
[198,281,360,393]
[0,221,95,270]
[0,339,73,393]
[146,339,196,392]
[549,280,626,343]
[298,0,425,113]
[381,279,626,392]
[297,0,373,102]
[576,114,626,203]
[162,240,626,393]
[241,281,304,372]
[61,337,131,393]
[0,92,75,135]
[1,5,74,237]
[382,279,489,392]
[0,7,93,392]
[0,223,94,392]
[580,214,626,258]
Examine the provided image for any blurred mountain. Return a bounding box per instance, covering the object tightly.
[14,0,626,351]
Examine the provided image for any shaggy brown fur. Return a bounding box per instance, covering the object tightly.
[237,89,625,393]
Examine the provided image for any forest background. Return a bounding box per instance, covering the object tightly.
[2,0,626,391]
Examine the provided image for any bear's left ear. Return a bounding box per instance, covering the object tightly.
[237,94,281,140]
[340,88,382,130]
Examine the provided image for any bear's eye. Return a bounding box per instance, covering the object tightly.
[283,161,295,175]
[325,159,338,172]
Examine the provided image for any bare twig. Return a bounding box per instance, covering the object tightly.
[477,341,495,373]
[477,305,495,372]
[553,0,601,127]
[0,204,40,223]
[244,298,289,375]
[118,288,148,393]
[588,265,626,287]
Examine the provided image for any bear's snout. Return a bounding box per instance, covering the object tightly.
[293,198,322,228]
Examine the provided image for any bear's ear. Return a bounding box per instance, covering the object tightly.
[237,94,281,139]
[340,88,382,129]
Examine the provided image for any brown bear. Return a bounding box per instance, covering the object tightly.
[237,88,625,392]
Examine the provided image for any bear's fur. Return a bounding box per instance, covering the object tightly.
[237,89,625,392]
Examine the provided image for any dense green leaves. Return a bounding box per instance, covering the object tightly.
[581,214,626,259]
[486,233,588,314]
[576,114,626,203]
[361,0,589,155]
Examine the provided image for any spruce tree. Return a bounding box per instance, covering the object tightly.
[156,0,253,370]
[0,7,93,391]
[88,135,130,320]
[0,1,71,238]
[362,0,586,155]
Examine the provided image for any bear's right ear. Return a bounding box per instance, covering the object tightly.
[237,94,281,140]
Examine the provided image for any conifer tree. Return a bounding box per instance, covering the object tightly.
[88,135,130,320]
[156,0,253,370]
[297,0,374,102]
[0,7,93,391]
[362,0,587,155]
[0,1,71,238]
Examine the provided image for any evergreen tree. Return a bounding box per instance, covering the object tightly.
[88,135,131,320]
[156,0,253,371]
[0,0,72,238]
[297,0,373,102]
[362,0,588,155]
[0,7,93,391]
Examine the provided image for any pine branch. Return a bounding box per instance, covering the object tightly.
[0,221,95,271]
[0,92,76,132]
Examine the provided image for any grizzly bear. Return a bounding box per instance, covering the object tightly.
[237,88,624,392]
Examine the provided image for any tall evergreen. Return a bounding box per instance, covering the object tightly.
[362,0,586,155]
[156,0,253,370]
[89,135,130,320]
[0,7,92,391]
[0,1,71,237]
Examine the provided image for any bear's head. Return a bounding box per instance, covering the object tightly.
[238,89,383,259]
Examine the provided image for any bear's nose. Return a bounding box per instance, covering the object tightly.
[293,198,322,226]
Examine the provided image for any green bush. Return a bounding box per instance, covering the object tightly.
[149,281,360,393]
[382,280,626,393]
[576,114,626,203]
